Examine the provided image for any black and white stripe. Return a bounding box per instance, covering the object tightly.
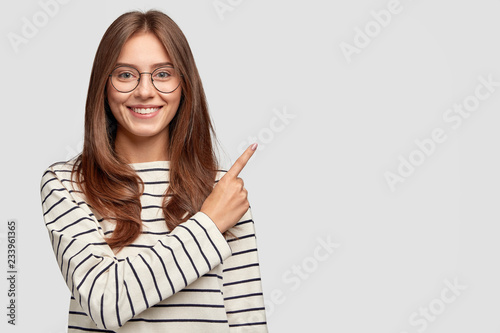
[40,159,268,332]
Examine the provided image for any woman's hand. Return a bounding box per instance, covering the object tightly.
[201,143,258,233]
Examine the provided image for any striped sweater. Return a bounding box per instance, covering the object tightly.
[39,158,268,332]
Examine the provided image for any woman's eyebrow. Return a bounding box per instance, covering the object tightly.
[115,61,174,68]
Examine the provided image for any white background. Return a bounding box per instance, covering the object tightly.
[1,0,500,332]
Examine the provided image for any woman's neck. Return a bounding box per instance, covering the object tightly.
[114,128,170,163]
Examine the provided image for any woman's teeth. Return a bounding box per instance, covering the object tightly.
[130,107,161,114]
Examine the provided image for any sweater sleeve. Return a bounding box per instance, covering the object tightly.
[40,164,233,331]
[222,206,268,332]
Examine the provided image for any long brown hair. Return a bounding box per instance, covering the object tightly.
[72,9,226,251]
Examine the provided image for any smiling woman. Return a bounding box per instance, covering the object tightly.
[39,9,268,333]
[106,31,183,162]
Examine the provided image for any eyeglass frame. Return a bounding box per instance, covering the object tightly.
[108,64,183,94]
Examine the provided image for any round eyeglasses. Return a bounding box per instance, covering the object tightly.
[109,65,182,93]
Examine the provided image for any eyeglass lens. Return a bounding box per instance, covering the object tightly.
[110,66,181,93]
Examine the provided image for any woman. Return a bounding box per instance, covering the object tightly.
[40,9,268,332]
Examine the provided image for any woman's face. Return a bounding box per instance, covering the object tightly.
[106,31,182,141]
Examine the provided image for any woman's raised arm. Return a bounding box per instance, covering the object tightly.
[40,162,233,331]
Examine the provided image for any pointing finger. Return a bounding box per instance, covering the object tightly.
[226,143,258,178]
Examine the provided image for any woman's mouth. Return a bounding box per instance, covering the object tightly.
[127,106,163,119]
[128,106,162,114]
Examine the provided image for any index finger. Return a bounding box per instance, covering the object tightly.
[226,143,258,178]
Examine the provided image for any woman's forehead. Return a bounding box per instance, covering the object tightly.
[116,31,172,69]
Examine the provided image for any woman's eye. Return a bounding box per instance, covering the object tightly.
[156,71,171,79]
[118,72,134,79]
